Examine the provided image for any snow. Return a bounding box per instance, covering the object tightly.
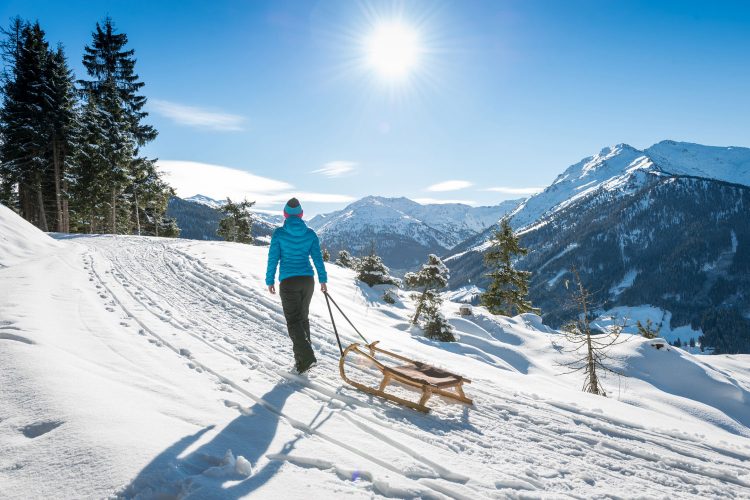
[609,269,639,297]
[0,204,61,267]
[2,205,750,498]
[645,140,750,187]
[592,305,704,347]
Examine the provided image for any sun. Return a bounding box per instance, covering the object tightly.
[365,21,421,81]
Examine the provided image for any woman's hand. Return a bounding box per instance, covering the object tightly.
[268,284,276,294]
[320,283,328,293]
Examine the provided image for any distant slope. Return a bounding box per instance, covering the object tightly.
[166,196,281,244]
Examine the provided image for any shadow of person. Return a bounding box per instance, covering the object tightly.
[117,382,298,499]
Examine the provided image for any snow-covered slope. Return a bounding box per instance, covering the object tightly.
[646,140,750,186]
[0,203,60,267]
[2,208,750,498]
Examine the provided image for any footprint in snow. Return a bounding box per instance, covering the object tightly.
[21,420,63,438]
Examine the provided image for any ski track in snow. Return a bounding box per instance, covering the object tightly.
[72,236,750,499]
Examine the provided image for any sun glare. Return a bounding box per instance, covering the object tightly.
[366,22,420,81]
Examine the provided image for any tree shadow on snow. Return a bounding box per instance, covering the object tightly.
[117,382,301,499]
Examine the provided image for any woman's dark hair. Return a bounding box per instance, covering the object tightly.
[286,197,300,208]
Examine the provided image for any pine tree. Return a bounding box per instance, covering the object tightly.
[422,299,456,342]
[357,247,400,287]
[217,198,254,243]
[69,95,109,232]
[44,44,76,232]
[0,17,26,209]
[0,22,51,229]
[322,248,330,262]
[636,319,660,339]
[335,250,359,269]
[404,254,449,324]
[79,18,160,234]
[481,218,539,316]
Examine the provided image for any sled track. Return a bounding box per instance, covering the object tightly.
[80,236,750,499]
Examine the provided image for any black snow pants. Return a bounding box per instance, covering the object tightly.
[279,275,316,370]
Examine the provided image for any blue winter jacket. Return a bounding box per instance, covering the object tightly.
[265,217,328,285]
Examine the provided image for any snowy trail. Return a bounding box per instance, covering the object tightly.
[70,235,750,499]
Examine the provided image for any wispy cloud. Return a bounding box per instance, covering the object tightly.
[482,186,544,195]
[414,197,477,206]
[312,161,357,177]
[151,99,245,131]
[157,160,355,211]
[426,180,473,192]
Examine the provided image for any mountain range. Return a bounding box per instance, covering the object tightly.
[307,196,520,272]
[446,140,750,352]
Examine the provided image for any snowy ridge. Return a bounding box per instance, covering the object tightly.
[492,140,750,238]
[1,207,750,498]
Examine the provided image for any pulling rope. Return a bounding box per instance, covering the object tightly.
[323,291,370,356]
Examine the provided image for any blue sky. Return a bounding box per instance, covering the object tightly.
[3,0,750,215]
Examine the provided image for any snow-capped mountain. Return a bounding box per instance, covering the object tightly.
[185,193,226,209]
[447,141,750,353]
[308,196,521,271]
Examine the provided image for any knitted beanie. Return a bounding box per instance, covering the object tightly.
[283,198,303,218]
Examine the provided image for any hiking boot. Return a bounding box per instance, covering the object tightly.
[295,359,317,375]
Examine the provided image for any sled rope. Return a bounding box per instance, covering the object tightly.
[323,291,369,355]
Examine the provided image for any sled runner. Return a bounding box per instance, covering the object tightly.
[324,292,473,413]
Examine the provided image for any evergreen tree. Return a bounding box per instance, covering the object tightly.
[43,44,76,232]
[217,198,254,243]
[422,299,456,342]
[0,17,26,209]
[481,218,539,316]
[335,250,359,269]
[69,95,109,232]
[0,22,51,229]
[636,319,660,339]
[322,248,330,262]
[404,254,449,324]
[78,18,161,234]
[357,247,400,287]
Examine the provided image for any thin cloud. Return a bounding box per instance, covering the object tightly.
[151,99,245,131]
[312,161,357,177]
[426,180,473,192]
[157,160,354,210]
[483,186,544,195]
[414,197,477,206]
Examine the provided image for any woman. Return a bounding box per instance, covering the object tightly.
[265,198,328,374]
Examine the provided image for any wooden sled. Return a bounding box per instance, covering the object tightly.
[339,341,473,413]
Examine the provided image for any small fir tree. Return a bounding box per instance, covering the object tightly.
[217,198,254,243]
[481,218,539,316]
[636,319,660,339]
[336,250,359,269]
[422,299,456,342]
[404,254,449,325]
[357,248,400,287]
[382,289,396,304]
[322,248,330,262]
